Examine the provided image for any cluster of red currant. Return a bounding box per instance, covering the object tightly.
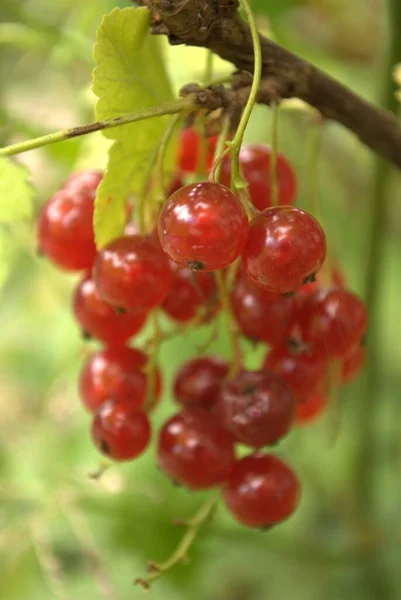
[36,128,367,529]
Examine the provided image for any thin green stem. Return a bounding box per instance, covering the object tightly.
[228,0,262,188]
[214,270,242,376]
[203,50,214,86]
[209,115,231,183]
[154,113,182,198]
[0,98,193,158]
[135,494,218,589]
[355,0,401,597]
[270,102,279,206]
[144,310,162,412]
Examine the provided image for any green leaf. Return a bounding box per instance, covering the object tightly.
[0,158,34,223]
[92,7,176,248]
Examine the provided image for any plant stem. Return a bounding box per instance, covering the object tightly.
[229,0,262,188]
[355,0,401,596]
[0,98,193,158]
[135,493,218,589]
[270,102,279,206]
[214,270,242,376]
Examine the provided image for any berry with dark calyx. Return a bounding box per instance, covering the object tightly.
[79,346,161,413]
[341,344,367,383]
[296,390,326,424]
[263,346,328,401]
[157,409,235,490]
[242,207,327,294]
[64,169,103,195]
[174,356,229,409]
[178,128,217,173]
[231,267,295,345]
[158,182,249,272]
[299,261,346,297]
[297,287,368,359]
[93,234,173,312]
[220,144,297,210]
[223,452,300,527]
[73,276,147,345]
[92,400,151,461]
[37,189,97,271]
[162,261,218,323]
[216,370,295,448]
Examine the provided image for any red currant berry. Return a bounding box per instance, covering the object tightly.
[341,344,366,383]
[216,371,295,448]
[37,189,97,271]
[124,221,140,236]
[242,207,327,294]
[174,356,229,409]
[92,400,151,461]
[297,287,368,359]
[296,390,326,424]
[158,182,249,271]
[157,409,235,489]
[162,261,218,323]
[168,175,184,196]
[220,144,297,210]
[93,235,172,312]
[64,169,103,195]
[223,452,300,527]
[231,268,295,345]
[79,347,161,413]
[73,276,147,345]
[263,346,327,401]
[178,129,217,173]
[299,262,346,297]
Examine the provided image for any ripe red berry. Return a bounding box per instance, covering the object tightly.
[242,207,327,294]
[37,189,97,271]
[178,129,217,173]
[223,452,300,527]
[157,409,235,489]
[73,276,147,345]
[341,344,366,383]
[299,262,346,297]
[296,287,368,359]
[174,356,229,409]
[79,346,161,413]
[64,169,103,195]
[220,144,297,210]
[263,346,327,401]
[296,390,326,424]
[92,400,151,461]
[158,182,249,271]
[162,261,218,323]
[93,235,172,312]
[231,268,295,345]
[216,371,295,448]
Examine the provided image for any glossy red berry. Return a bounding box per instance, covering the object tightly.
[93,235,172,312]
[174,356,229,409]
[162,262,218,323]
[73,276,147,345]
[299,262,346,297]
[297,287,368,359]
[92,400,151,461]
[79,347,161,413]
[242,207,327,294]
[64,169,103,195]
[296,390,326,424]
[223,452,300,527]
[231,268,295,345]
[341,344,366,383]
[158,182,249,271]
[216,371,295,448]
[37,189,97,271]
[220,144,297,210]
[263,346,327,401]
[178,129,217,173]
[157,409,235,489]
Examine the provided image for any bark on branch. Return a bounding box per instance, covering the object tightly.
[145,0,401,169]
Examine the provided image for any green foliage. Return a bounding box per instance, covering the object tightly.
[92,7,176,248]
[0,157,34,223]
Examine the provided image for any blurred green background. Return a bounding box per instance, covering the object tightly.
[1,0,401,598]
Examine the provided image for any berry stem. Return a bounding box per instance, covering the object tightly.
[214,270,242,376]
[144,310,162,412]
[0,97,194,158]
[228,0,262,189]
[270,101,279,207]
[209,115,231,183]
[154,113,182,200]
[135,493,219,589]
